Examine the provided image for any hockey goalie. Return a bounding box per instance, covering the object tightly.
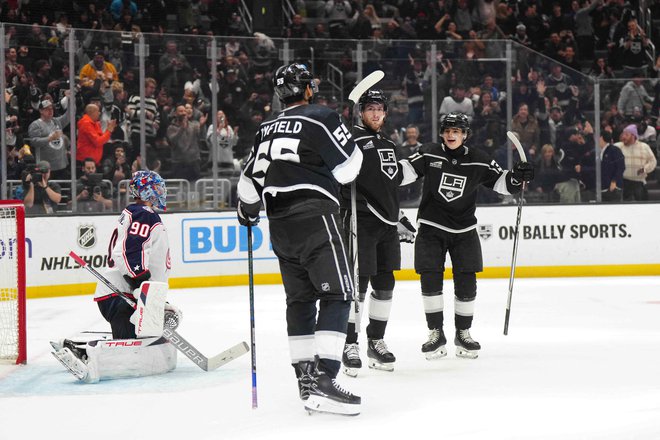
[52,171,182,383]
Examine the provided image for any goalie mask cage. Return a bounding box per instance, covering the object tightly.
[0,200,26,364]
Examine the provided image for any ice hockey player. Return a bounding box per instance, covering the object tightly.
[400,112,534,359]
[236,63,363,415]
[340,89,416,377]
[52,170,182,383]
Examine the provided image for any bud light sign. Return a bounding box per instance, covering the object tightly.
[182,216,275,263]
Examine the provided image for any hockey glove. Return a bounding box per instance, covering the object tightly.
[123,270,151,291]
[237,200,260,227]
[512,161,534,183]
[397,211,416,243]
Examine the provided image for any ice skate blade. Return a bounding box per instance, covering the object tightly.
[51,350,88,381]
[342,366,360,377]
[304,395,361,416]
[455,347,479,359]
[367,359,394,371]
[423,346,447,360]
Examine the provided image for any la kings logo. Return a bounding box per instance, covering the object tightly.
[378,149,398,180]
[478,225,493,240]
[77,224,97,249]
[438,173,467,202]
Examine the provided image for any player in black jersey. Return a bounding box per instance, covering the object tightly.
[237,63,363,415]
[339,89,416,377]
[400,113,534,359]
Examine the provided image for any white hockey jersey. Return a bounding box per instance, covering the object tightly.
[94,203,171,301]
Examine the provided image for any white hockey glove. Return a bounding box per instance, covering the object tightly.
[164,302,183,331]
[397,211,416,243]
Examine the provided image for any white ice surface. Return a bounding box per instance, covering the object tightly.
[2,277,660,440]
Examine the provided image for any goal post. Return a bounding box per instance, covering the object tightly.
[0,200,27,364]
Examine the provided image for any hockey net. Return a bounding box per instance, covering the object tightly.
[0,200,26,364]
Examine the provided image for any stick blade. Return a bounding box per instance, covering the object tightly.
[348,70,384,104]
[506,131,528,162]
[206,341,250,371]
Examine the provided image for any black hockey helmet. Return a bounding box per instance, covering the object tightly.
[273,63,318,103]
[359,89,388,112]
[440,112,471,138]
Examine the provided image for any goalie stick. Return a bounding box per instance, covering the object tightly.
[503,131,528,335]
[69,251,249,371]
[346,70,384,331]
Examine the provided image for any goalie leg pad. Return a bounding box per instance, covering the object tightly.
[130,281,168,338]
[84,336,177,382]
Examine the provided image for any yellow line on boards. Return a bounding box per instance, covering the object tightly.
[25,264,660,299]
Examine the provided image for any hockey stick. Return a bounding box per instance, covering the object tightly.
[346,70,385,330]
[247,225,258,409]
[69,251,249,370]
[503,131,528,335]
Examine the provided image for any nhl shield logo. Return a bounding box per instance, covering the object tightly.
[438,172,467,202]
[378,149,398,180]
[478,225,493,240]
[77,224,96,249]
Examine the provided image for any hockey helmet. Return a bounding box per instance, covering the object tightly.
[440,112,471,139]
[129,170,167,210]
[359,89,388,112]
[273,63,318,103]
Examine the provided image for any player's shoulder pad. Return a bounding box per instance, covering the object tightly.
[419,142,442,155]
[466,146,493,164]
[285,103,338,121]
[126,203,162,226]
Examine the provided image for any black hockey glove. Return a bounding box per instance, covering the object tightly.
[512,161,534,183]
[123,270,151,291]
[397,211,416,243]
[237,200,260,227]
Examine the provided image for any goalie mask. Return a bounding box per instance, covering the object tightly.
[440,112,471,140]
[274,63,318,103]
[129,170,167,210]
[359,89,388,112]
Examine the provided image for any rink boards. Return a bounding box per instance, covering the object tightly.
[10,203,660,298]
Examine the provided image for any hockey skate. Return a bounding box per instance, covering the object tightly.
[421,328,447,360]
[298,360,361,416]
[454,329,481,359]
[52,347,89,381]
[366,339,395,371]
[342,343,362,377]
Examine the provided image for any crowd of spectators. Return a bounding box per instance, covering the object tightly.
[2,0,660,214]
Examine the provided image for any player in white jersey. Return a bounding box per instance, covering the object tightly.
[52,171,181,383]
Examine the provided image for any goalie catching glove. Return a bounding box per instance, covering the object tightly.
[397,211,416,243]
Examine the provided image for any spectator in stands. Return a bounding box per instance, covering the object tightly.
[110,0,138,22]
[554,127,588,203]
[33,59,57,95]
[472,90,502,147]
[79,49,119,83]
[207,110,238,172]
[21,159,62,215]
[27,96,71,180]
[511,103,540,160]
[512,24,533,48]
[589,57,615,79]
[546,63,574,107]
[325,0,353,39]
[286,14,310,39]
[167,104,207,181]
[76,157,113,212]
[617,78,653,118]
[219,67,247,124]
[5,47,25,87]
[77,103,117,167]
[439,83,474,121]
[530,144,563,202]
[618,18,651,78]
[574,0,601,60]
[452,0,474,36]
[158,41,192,100]
[403,56,425,124]
[234,110,263,161]
[126,77,160,162]
[101,141,131,190]
[598,130,625,202]
[397,124,424,206]
[615,124,657,201]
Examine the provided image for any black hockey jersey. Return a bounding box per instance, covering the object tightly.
[401,143,522,233]
[237,104,362,217]
[340,125,403,225]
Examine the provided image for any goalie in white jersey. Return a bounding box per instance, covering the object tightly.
[52,171,182,383]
